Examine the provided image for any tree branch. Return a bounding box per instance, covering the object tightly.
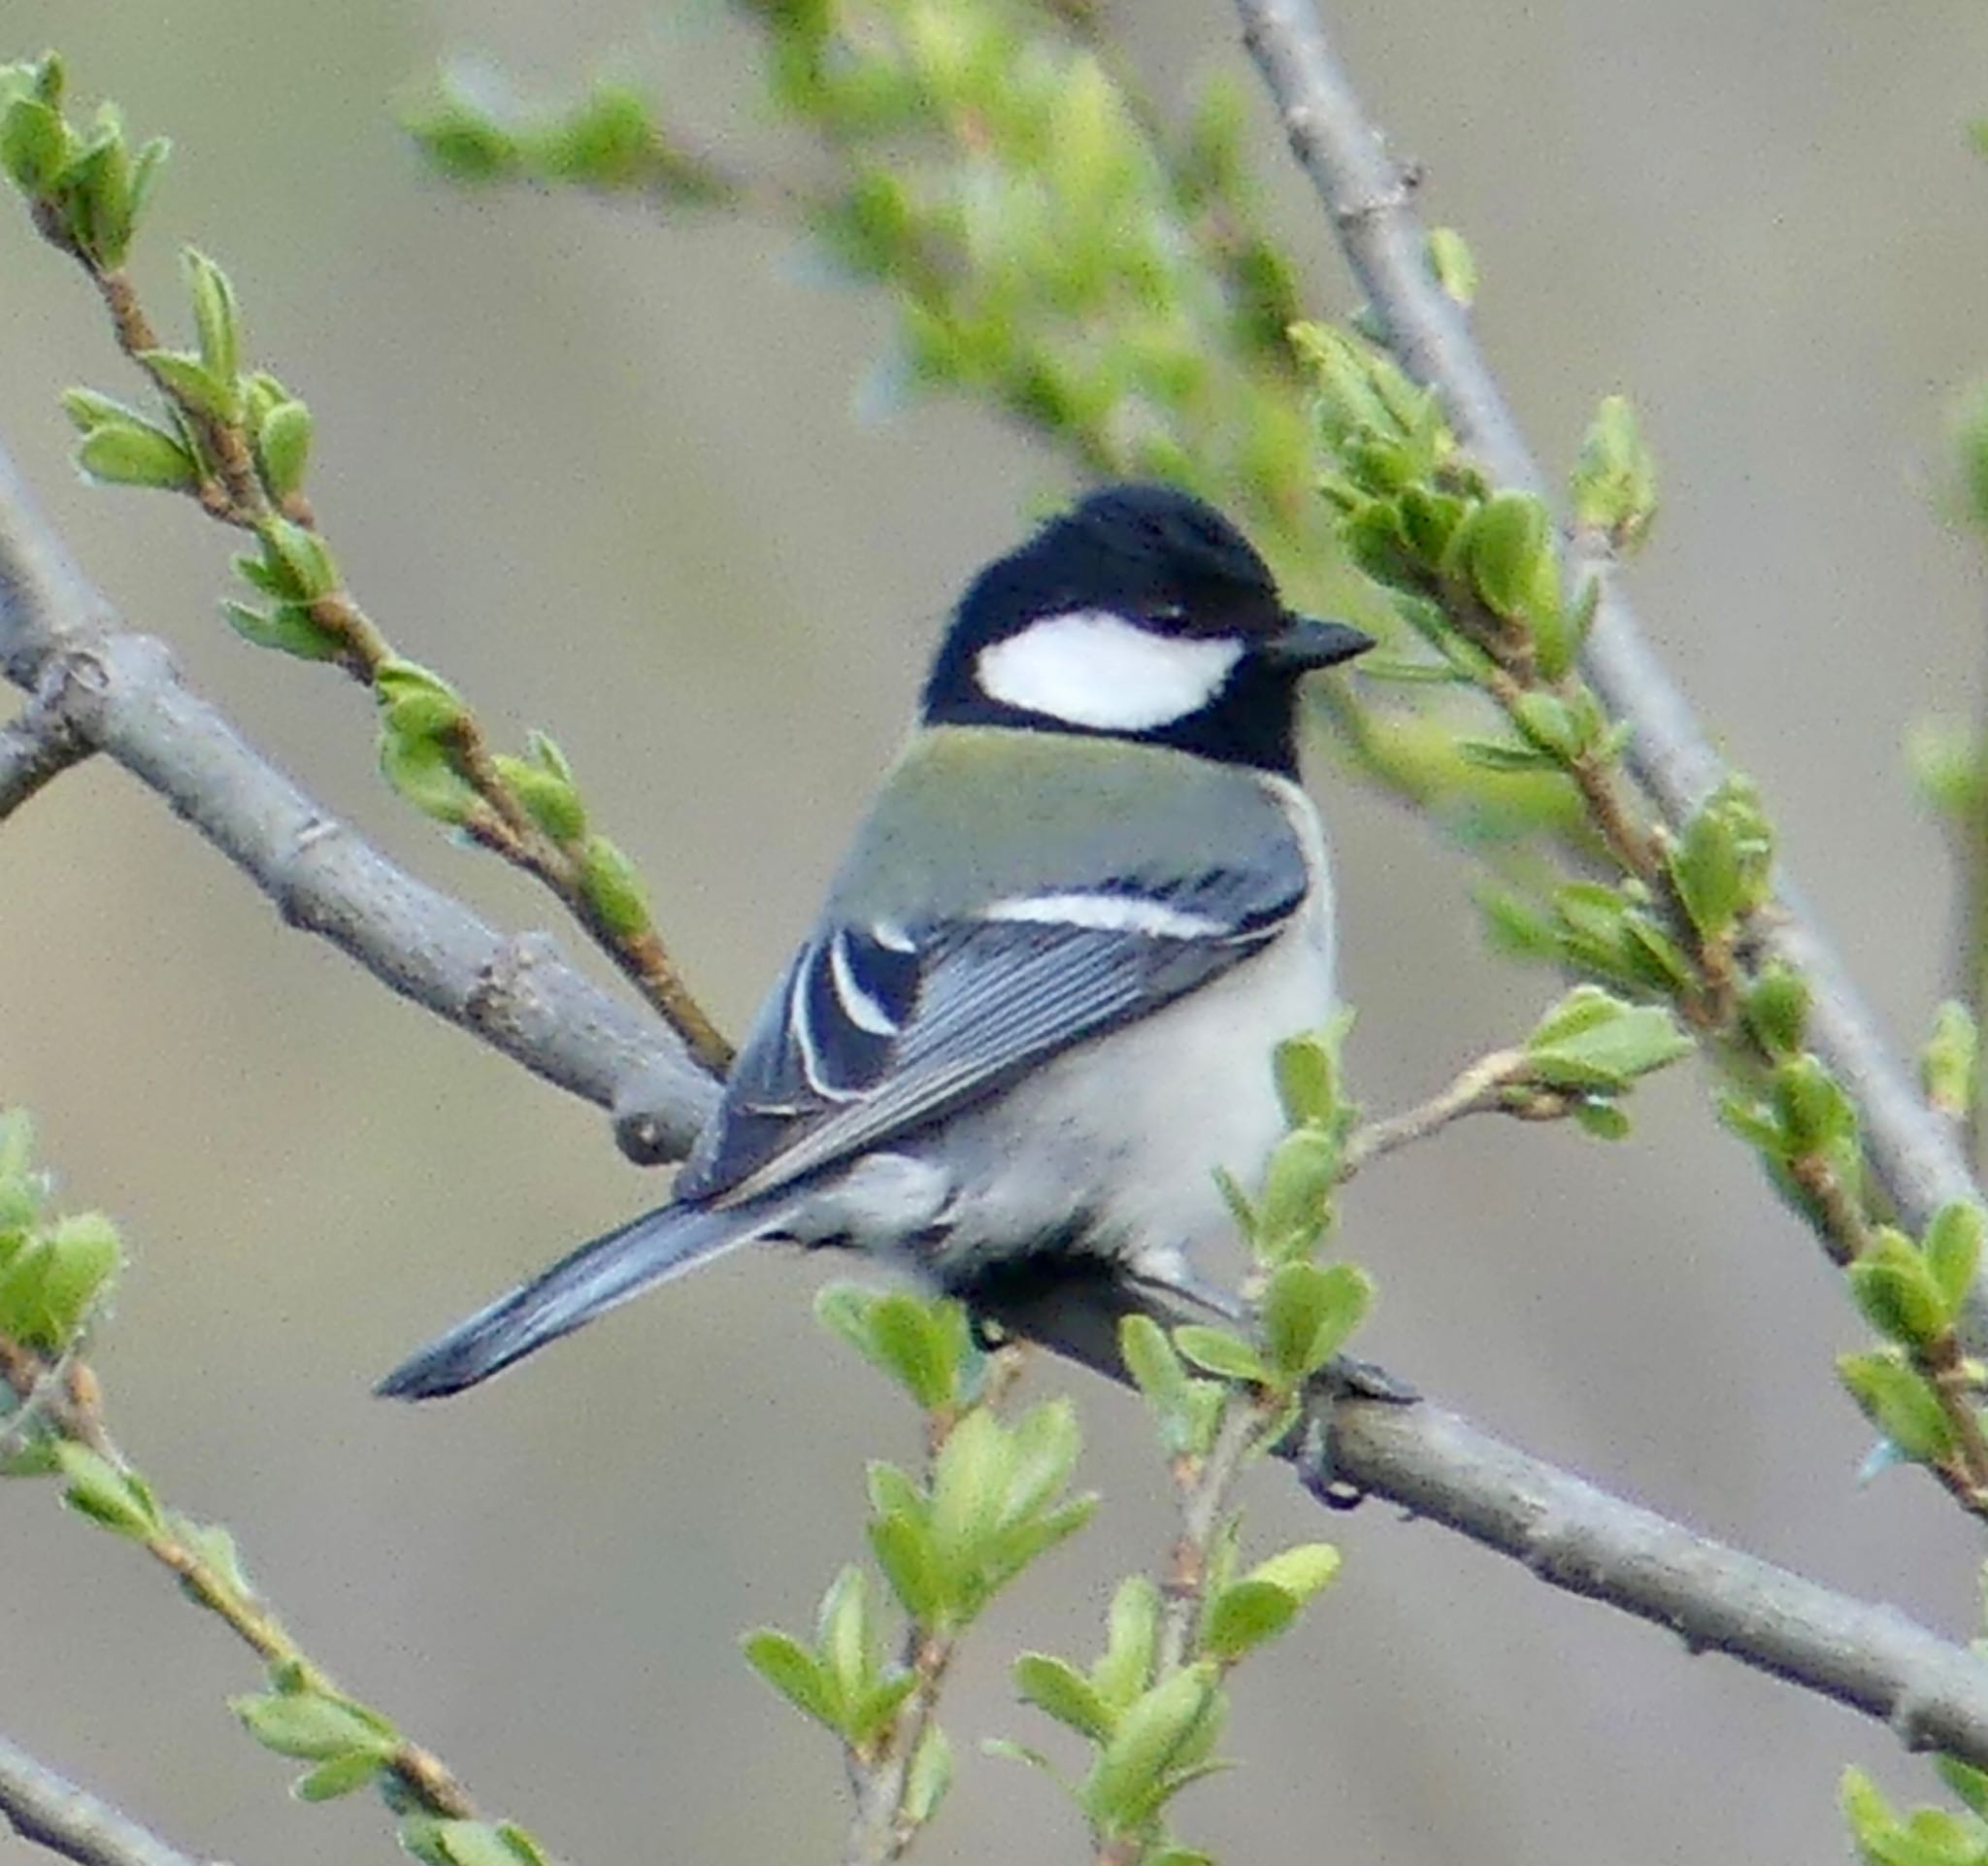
[7,440,1988,1767]
[0,662,91,818]
[0,1733,216,1866]
[1231,0,1982,1249]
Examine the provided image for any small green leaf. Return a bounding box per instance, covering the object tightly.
[76,419,197,491]
[55,1443,158,1539]
[816,1563,876,1716]
[1259,1260,1372,1382]
[257,517,338,602]
[867,1291,957,1411]
[492,757,586,844]
[183,248,241,386]
[1925,1002,1981,1121]
[902,1720,952,1827]
[870,1510,948,1627]
[1120,1313,1186,1415]
[1246,1543,1342,1605]
[1524,986,1692,1090]
[1742,963,1810,1060]
[1838,1350,1956,1465]
[293,1750,385,1801]
[223,599,344,662]
[579,836,650,938]
[256,398,313,499]
[1254,1128,1342,1263]
[35,1210,119,1344]
[1847,1243,1950,1350]
[0,96,69,192]
[1081,1662,1223,1832]
[1201,1578,1300,1661]
[231,1689,396,1762]
[1937,1755,1988,1822]
[1273,1028,1342,1129]
[1091,1575,1160,1710]
[1014,1651,1114,1741]
[1572,394,1658,553]
[740,1628,838,1731]
[1172,1325,1270,1385]
[137,349,238,421]
[1456,736,1559,775]
[380,728,478,826]
[1465,490,1555,623]
[1924,1204,1985,1319]
[1426,225,1476,307]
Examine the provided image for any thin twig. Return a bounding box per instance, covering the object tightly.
[0,1733,217,1866]
[1339,1048,1531,1177]
[1232,0,1984,1257]
[8,445,1988,1769]
[1155,1397,1260,1678]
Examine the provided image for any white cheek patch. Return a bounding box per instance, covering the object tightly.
[975,610,1243,731]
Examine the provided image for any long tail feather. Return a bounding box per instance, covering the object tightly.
[377,1202,751,1400]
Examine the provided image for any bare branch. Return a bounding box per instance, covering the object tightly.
[0,665,91,819]
[7,442,1988,1766]
[0,1733,217,1866]
[1232,0,1981,1249]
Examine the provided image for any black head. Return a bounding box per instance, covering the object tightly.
[921,483,1373,776]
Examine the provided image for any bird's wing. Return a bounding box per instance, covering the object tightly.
[675,850,1312,1209]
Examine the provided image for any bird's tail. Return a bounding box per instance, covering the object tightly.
[376,1202,753,1400]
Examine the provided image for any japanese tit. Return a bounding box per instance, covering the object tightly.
[380,483,1372,1399]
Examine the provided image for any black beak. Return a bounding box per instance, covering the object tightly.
[1258,614,1375,671]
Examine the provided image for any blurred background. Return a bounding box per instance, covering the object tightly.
[4,1,1988,1860]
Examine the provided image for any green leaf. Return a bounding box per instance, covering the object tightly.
[183,248,242,386]
[55,1443,158,1539]
[579,836,650,938]
[75,419,197,491]
[137,349,238,421]
[1669,777,1774,940]
[1273,1028,1342,1129]
[1742,963,1810,1060]
[1847,1241,1950,1350]
[1523,986,1691,1090]
[902,1720,952,1828]
[870,1510,948,1627]
[1081,1662,1224,1832]
[492,757,586,844]
[231,1689,396,1762]
[1254,1128,1342,1263]
[816,1563,877,1716]
[34,1210,119,1343]
[1456,736,1560,774]
[740,1629,839,1731]
[1201,1578,1299,1662]
[0,96,69,191]
[223,600,344,662]
[1258,1260,1372,1382]
[1924,1204,1985,1320]
[380,726,478,826]
[1925,1002,1981,1121]
[1838,1350,1956,1465]
[1426,225,1476,306]
[1245,1543,1342,1606]
[293,1750,385,1801]
[256,398,313,499]
[867,1291,958,1411]
[257,517,338,601]
[1773,1055,1857,1156]
[1172,1325,1269,1385]
[1571,394,1658,553]
[1014,1651,1114,1741]
[1091,1575,1160,1710]
[1465,490,1554,622]
[1120,1313,1186,1413]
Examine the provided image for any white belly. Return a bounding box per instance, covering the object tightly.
[918,862,1336,1282]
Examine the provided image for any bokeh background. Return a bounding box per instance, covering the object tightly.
[4,1,1988,1860]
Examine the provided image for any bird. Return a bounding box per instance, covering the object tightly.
[378,483,1373,1400]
